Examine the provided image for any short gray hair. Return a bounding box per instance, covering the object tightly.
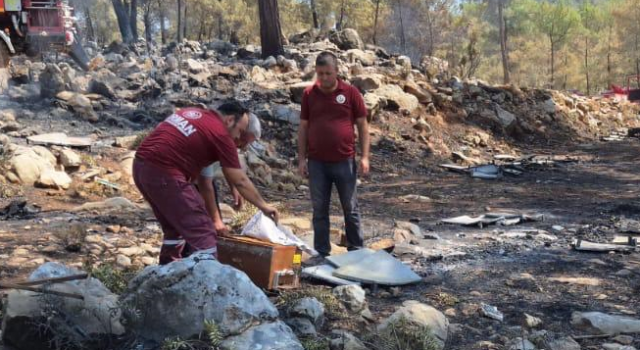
[247,113,261,139]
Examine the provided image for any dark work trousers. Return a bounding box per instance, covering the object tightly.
[308,158,363,256]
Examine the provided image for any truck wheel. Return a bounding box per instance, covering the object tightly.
[0,43,10,68]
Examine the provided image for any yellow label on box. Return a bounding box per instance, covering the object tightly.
[293,254,302,264]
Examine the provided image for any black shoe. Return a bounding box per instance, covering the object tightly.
[302,254,327,267]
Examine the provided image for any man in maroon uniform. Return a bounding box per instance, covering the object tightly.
[134,101,278,264]
[298,52,370,261]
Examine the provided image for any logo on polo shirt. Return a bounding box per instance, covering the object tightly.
[336,94,346,104]
[182,110,202,120]
[165,113,198,137]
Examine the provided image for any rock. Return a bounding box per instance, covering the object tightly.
[289,81,314,103]
[114,135,138,149]
[378,300,448,350]
[495,105,517,127]
[397,55,412,69]
[141,256,156,266]
[374,84,419,113]
[363,92,385,119]
[285,317,317,337]
[220,321,303,350]
[185,58,205,73]
[118,246,145,257]
[329,330,368,350]
[523,313,543,328]
[59,149,81,168]
[571,312,640,335]
[72,197,139,212]
[237,45,259,59]
[88,79,116,100]
[165,55,179,71]
[263,56,278,69]
[272,104,301,125]
[420,56,449,79]
[346,49,376,66]
[333,285,367,313]
[1,263,124,349]
[508,338,536,350]
[543,99,557,114]
[9,147,56,185]
[36,169,71,190]
[121,253,299,346]
[612,335,634,345]
[404,80,433,104]
[329,28,364,50]
[40,64,66,98]
[602,344,637,350]
[351,74,383,92]
[545,336,580,350]
[289,297,325,328]
[56,92,98,122]
[116,254,132,268]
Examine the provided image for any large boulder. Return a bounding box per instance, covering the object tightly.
[329,29,364,50]
[333,285,367,313]
[404,80,433,104]
[1,263,124,350]
[285,297,325,337]
[373,85,419,114]
[378,300,449,350]
[9,146,56,185]
[351,74,384,92]
[121,253,302,349]
[36,169,72,190]
[346,49,376,67]
[56,91,98,122]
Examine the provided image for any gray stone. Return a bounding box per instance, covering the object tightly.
[523,313,543,328]
[612,335,635,345]
[185,58,205,73]
[56,91,98,122]
[289,297,325,328]
[495,105,516,127]
[420,56,449,79]
[9,147,56,185]
[1,263,124,349]
[602,344,637,350]
[329,330,368,350]
[508,338,536,350]
[272,104,301,125]
[40,64,66,98]
[165,55,179,71]
[262,56,278,69]
[405,80,433,104]
[350,74,383,92]
[374,84,419,113]
[333,285,367,312]
[285,317,317,337]
[220,321,303,350]
[59,149,81,168]
[36,169,72,190]
[571,312,640,335]
[121,253,294,343]
[329,29,364,50]
[116,254,132,268]
[545,336,580,350]
[543,98,557,114]
[378,300,449,350]
[346,49,376,66]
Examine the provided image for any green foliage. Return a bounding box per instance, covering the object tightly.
[276,287,348,320]
[87,263,139,294]
[300,336,330,350]
[160,320,223,350]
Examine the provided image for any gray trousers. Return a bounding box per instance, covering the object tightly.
[308,158,363,256]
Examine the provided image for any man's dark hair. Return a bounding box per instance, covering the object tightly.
[316,51,339,69]
[217,100,249,123]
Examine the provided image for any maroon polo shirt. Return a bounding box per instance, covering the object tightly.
[300,79,367,162]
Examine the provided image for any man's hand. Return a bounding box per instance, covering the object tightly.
[360,157,370,176]
[232,187,244,210]
[261,205,279,224]
[214,220,230,237]
[298,161,309,178]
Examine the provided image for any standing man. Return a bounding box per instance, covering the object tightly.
[298,51,370,260]
[134,101,278,264]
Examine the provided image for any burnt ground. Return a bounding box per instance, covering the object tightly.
[2,124,640,349]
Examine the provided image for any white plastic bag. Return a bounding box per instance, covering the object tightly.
[241,212,318,256]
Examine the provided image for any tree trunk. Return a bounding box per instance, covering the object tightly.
[218,13,223,39]
[310,0,319,29]
[584,36,590,95]
[177,0,183,42]
[183,1,189,40]
[143,6,152,45]
[129,0,138,41]
[425,2,435,56]
[84,6,96,42]
[397,0,406,53]
[373,0,380,45]
[160,6,167,44]
[550,36,555,88]
[337,0,346,31]
[607,23,612,88]
[498,0,510,84]
[112,0,134,43]
[258,0,284,58]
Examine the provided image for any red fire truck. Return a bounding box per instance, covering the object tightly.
[0,0,89,70]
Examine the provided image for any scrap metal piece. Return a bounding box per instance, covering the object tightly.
[326,248,376,268]
[471,164,502,180]
[572,239,636,252]
[332,250,422,286]
[302,265,360,286]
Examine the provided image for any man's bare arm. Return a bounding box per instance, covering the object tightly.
[197,175,228,234]
[356,117,370,175]
[222,167,279,222]
[297,119,309,177]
